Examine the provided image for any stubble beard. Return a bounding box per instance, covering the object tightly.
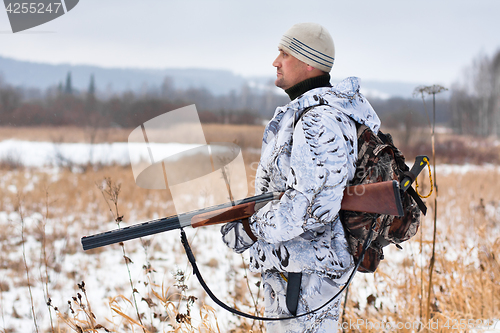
[275,75,287,90]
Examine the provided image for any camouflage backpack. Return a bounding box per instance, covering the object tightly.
[340,124,427,273]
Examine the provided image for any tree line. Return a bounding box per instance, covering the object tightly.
[0,73,291,128]
[2,52,499,138]
[449,50,500,137]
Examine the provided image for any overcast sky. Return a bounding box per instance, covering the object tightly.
[0,0,499,87]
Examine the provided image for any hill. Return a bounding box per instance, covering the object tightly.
[0,55,437,99]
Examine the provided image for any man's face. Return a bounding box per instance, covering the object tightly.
[273,49,310,90]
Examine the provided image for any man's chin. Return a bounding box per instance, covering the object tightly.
[275,78,286,90]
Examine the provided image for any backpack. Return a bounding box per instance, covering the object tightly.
[340,124,426,273]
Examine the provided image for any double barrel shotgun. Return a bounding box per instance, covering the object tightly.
[82,180,405,251]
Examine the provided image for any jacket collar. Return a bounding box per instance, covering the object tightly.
[277,77,381,134]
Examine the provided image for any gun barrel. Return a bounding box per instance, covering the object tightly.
[81,192,279,251]
[81,215,182,250]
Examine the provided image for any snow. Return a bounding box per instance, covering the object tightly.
[0,140,259,332]
[3,138,498,176]
[0,140,204,167]
[437,163,500,175]
[1,140,499,332]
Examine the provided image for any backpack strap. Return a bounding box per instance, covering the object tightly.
[293,106,315,128]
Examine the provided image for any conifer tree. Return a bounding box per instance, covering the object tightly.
[88,74,96,98]
[64,72,73,95]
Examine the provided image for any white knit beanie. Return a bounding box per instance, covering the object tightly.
[278,22,335,73]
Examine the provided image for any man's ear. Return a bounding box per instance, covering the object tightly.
[305,64,316,72]
[306,65,325,78]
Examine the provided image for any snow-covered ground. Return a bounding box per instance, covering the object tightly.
[0,140,261,332]
[1,140,499,332]
[0,140,261,168]
[0,140,207,167]
[2,139,499,173]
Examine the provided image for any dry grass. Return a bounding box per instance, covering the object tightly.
[0,124,266,149]
[0,125,499,332]
[0,137,263,332]
[0,126,130,144]
[341,168,500,332]
[386,126,500,165]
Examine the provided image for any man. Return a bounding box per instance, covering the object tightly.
[221,22,381,332]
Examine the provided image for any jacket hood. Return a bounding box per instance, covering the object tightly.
[276,76,381,134]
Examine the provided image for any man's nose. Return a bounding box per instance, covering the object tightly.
[272,55,281,68]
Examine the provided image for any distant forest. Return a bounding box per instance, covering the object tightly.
[1,49,499,137]
[0,73,449,129]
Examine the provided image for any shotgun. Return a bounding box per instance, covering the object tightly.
[81,180,403,251]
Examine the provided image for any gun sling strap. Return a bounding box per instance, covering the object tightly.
[179,220,376,321]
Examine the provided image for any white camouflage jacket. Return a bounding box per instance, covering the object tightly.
[222,77,381,282]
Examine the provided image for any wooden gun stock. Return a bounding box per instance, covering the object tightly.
[191,180,403,229]
[191,201,257,228]
[341,180,403,216]
[81,180,403,251]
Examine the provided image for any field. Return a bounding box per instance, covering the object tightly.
[0,125,499,333]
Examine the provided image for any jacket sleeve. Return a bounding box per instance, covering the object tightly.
[249,108,352,244]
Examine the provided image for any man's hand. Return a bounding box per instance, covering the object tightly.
[220,219,257,254]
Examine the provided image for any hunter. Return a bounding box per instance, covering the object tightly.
[221,22,381,332]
